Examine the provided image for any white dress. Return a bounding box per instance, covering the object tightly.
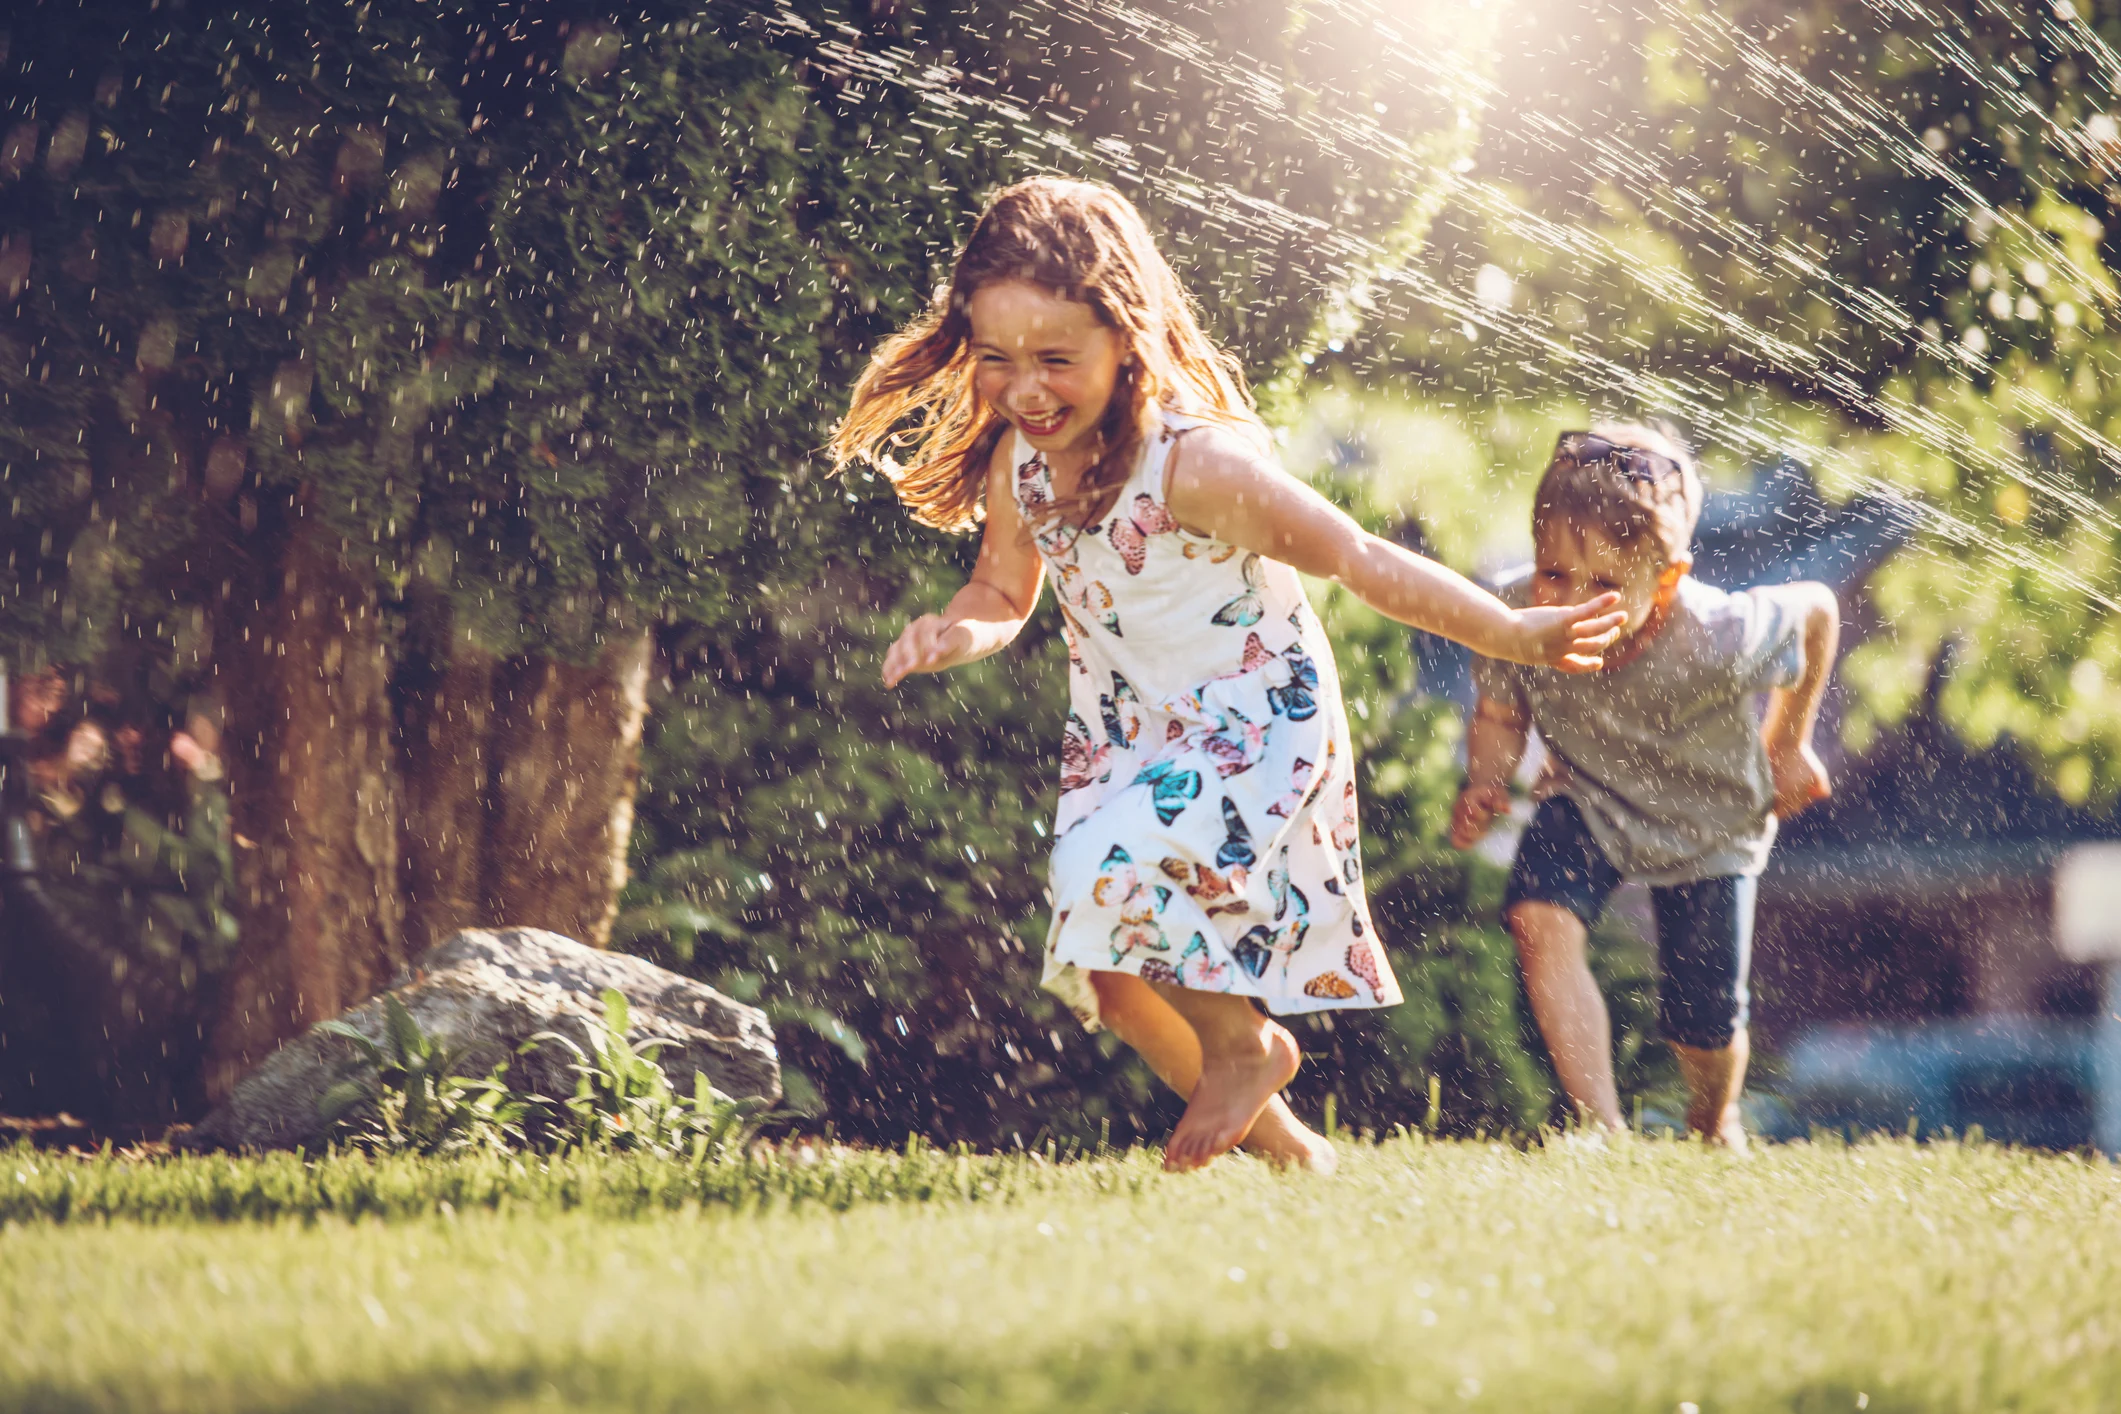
[1020,409,1403,1024]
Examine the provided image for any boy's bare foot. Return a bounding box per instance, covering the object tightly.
[1242,1096,1338,1174]
[1164,1021,1301,1172]
[1691,1101,1750,1154]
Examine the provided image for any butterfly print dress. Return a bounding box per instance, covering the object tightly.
[1022,409,1402,1025]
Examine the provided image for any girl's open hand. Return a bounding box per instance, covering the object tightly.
[882,614,973,688]
[1511,595,1627,673]
[1450,781,1512,850]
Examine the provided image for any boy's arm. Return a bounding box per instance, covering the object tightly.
[1165,428,1625,672]
[1759,581,1841,818]
[1451,694,1532,849]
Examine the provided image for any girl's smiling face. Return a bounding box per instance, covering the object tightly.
[967,279,1127,464]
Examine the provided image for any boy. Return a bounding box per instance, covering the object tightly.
[1451,424,1840,1148]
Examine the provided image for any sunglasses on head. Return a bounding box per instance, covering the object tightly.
[1554,431,1682,485]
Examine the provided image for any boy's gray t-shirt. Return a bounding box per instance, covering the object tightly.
[1472,575,1807,886]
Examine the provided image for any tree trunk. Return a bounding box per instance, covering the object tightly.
[398,644,498,953]
[205,524,653,1099]
[481,633,653,945]
[205,516,405,1099]
[400,629,653,952]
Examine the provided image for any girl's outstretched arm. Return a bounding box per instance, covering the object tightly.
[882,438,1045,688]
[1167,426,1626,672]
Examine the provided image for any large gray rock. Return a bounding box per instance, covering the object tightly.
[179,927,779,1152]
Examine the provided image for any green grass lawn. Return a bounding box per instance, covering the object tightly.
[2,1135,2118,1413]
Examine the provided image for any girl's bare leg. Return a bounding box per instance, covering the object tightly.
[1090,972,1334,1171]
[1509,901,1625,1131]
[1672,1031,1750,1151]
[1147,983,1301,1171]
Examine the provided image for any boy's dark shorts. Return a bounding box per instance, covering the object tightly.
[1503,795,1754,1050]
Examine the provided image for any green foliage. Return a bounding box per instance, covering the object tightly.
[0,0,1490,665]
[315,988,769,1162]
[530,988,771,1160]
[1339,0,2121,804]
[317,997,532,1156]
[620,1,1505,1149]
[2,0,1506,1142]
[0,683,238,1125]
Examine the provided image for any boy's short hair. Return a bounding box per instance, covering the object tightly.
[1532,420,1703,566]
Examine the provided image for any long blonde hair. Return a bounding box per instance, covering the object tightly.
[831,177,1259,532]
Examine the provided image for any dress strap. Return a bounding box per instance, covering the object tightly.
[1145,406,1211,506]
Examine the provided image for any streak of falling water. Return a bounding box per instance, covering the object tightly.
[1433,0,2121,607]
[765,0,2121,606]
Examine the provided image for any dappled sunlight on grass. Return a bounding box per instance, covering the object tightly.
[0,1135,2117,1411]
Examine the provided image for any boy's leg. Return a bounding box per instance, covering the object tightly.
[1509,901,1625,1130]
[1146,983,1300,1171]
[1505,797,1625,1131]
[1671,1030,1750,1149]
[1090,971,1333,1170]
[1653,876,1755,1149]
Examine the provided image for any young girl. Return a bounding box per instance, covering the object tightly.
[833,177,1624,1171]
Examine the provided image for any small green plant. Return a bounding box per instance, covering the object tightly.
[317,997,533,1156]
[531,988,769,1160]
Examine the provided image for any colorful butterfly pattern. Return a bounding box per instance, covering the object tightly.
[1011,417,1398,1023]
[1161,856,1250,914]
[1060,711,1111,796]
[1267,646,1320,721]
[1231,926,1276,979]
[1331,780,1360,852]
[1056,563,1122,638]
[1200,705,1266,780]
[1265,756,1315,819]
[1302,972,1358,1001]
[1214,796,1257,871]
[1175,932,1234,990]
[1211,553,1267,626]
[1093,845,1175,964]
[1345,941,1384,997]
[1109,492,1182,574]
[1131,758,1203,826]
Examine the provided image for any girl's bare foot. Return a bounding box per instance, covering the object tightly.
[1164,1020,1301,1171]
[1242,1097,1338,1173]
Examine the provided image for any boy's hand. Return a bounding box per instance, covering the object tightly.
[882,614,973,688]
[1510,595,1627,674]
[1450,781,1512,849]
[1768,739,1831,818]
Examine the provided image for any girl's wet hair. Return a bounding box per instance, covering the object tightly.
[831,176,1260,532]
[1532,420,1703,566]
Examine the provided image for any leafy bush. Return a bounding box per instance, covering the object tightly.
[531,989,770,1161]
[317,989,769,1162]
[317,998,533,1157]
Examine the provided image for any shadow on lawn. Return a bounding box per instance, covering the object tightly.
[1,1344,1937,1414]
